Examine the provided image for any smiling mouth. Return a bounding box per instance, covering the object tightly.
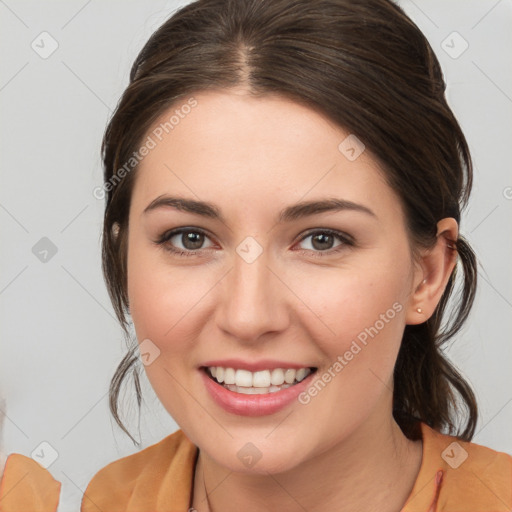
[202,366,318,394]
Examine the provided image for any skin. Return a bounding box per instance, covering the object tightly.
[125,88,458,512]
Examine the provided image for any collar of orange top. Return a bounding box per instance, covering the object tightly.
[400,421,448,512]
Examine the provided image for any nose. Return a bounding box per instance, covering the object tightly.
[214,246,290,344]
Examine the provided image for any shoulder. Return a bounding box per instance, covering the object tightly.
[405,422,512,512]
[437,428,512,510]
[81,429,198,512]
[0,453,61,511]
[426,422,512,480]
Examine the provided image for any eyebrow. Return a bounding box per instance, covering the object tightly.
[143,195,376,222]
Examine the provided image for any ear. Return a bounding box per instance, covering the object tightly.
[406,218,458,325]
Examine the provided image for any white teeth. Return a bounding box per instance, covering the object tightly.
[270,368,285,386]
[284,369,296,384]
[253,370,271,387]
[224,367,236,385]
[207,366,312,391]
[296,368,308,382]
[224,384,293,394]
[235,369,253,387]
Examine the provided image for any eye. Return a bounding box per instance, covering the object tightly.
[295,229,354,256]
[155,227,354,258]
[156,227,215,256]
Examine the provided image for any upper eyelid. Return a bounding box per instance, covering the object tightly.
[300,228,353,243]
[159,226,212,242]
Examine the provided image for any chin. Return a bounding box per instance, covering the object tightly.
[194,429,313,476]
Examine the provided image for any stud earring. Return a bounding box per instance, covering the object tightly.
[416,307,423,313]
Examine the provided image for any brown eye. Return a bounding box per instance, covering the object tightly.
[310,233,335,251]
[296,229,354,255]
[157,228,215,255]
[177,231,205,250]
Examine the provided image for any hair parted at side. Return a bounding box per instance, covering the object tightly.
[101,0,478,446]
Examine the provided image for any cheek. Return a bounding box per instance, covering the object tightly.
[127,237,205,342]
[287,256,410,412]
[289,265,409,431]
[126,242,210,421]
[289,256,410,351]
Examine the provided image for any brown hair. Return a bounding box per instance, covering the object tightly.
[101,0,478,445]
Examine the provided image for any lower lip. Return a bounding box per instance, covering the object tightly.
[200,369,315,416]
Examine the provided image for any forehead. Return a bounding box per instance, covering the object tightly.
[130,89,403,224]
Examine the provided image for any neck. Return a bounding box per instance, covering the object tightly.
[192,411,423,512]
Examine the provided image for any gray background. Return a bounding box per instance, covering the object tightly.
[1,1,511,510]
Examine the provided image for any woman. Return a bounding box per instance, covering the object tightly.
[2,0,511,510]
[79,0,512,510]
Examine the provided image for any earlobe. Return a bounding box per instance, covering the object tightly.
[406,218,459,325]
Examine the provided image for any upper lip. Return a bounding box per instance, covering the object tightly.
[201,359,317,372]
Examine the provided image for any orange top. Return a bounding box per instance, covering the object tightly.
[0,453,61,512]
[80,422,512,512]
[1,422,511,511]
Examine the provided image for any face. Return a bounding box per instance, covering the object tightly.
[126,89,421,474]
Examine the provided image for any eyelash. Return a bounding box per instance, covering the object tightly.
[155,227,355,258]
